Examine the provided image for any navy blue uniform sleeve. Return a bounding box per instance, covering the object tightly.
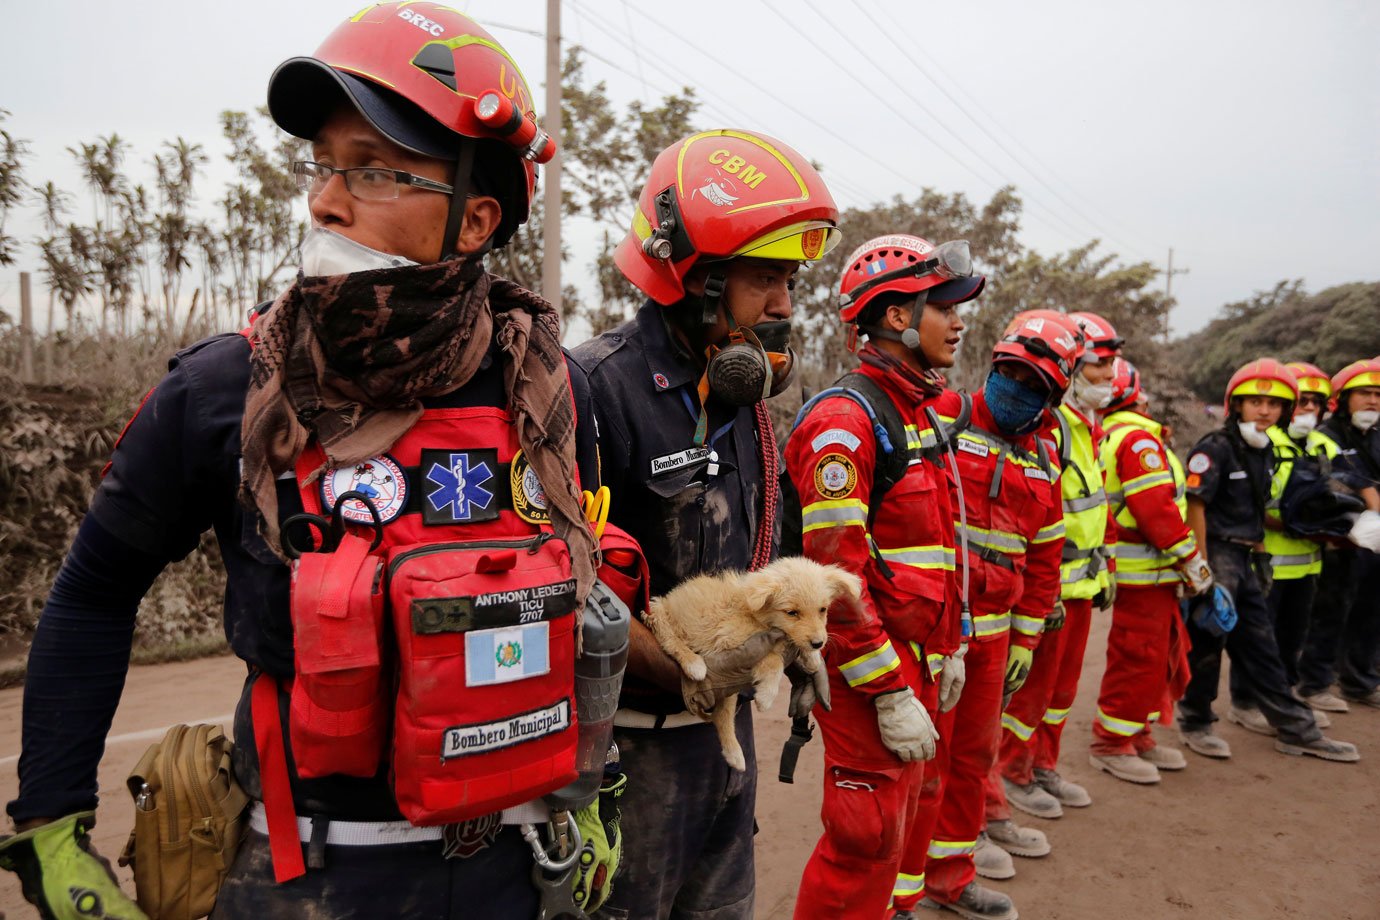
[8,517,165,822]
[565,351,601,491]
[1185,436,1226,503]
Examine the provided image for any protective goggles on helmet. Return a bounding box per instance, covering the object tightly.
[837,240,973,312]
[1000,331,1077,385]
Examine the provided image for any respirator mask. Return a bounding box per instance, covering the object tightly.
[705,320,795,405]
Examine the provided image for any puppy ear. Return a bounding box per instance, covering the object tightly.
[827,567,863,601]
[744,572,780,612]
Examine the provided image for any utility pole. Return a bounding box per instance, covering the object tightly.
[1162,247,1189,341]
[541,0,562,314]
[19,271,34,383]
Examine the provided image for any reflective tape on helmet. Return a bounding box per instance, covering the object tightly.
[1095,707,1144,737]
[1001,712,1037,742]
[801,498,868,533]
[927,838,978,859]
[837,641,902,688]
[1043,705,1071,726]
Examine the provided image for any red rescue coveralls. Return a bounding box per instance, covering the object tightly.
[893,395,1065,910]
[993,403,1114,803]
[787,364,962,920]
[1092,410,1196,754]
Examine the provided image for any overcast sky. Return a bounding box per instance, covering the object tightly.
[2,0,1377,335]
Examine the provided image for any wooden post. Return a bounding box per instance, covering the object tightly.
[19,271,34,384]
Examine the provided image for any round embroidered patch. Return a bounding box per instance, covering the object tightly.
[321,454,408,524]
[1187,453,1212,474]
[1140,450,1164,470]
[814,452,858,499]
[510,449,550,524]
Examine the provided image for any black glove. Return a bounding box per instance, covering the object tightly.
[682,628,785,718]
[0,811,147,919]
[784,655,832,718]
[1044,599,1066,632]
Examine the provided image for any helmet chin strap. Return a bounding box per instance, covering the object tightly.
[438,139,477,263]
[862,289,934,370]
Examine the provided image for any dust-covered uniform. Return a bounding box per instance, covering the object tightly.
[1090,410,1195,754]
[894,395,1064,910]
[1177,425,1322,744]
[787,363,961,920]
[995,402,1112,797]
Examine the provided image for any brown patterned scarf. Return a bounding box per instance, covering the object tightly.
[240,257,598,605]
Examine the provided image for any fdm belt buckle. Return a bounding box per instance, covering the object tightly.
[522,814,588,920]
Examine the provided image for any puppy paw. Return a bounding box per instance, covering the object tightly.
[722,744,747,772]
[802,649,825,673]
[684,654,707,682]
[754,678,780,712]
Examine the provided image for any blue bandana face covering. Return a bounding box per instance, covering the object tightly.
[986,368,1048,433]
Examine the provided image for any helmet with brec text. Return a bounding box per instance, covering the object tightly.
[837,234,987,325]
[267,2,548,248]
[615,130,841,305]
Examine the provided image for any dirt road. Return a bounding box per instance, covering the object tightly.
[3,613,1378,918]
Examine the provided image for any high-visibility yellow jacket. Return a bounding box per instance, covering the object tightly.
[1051,404,1112,600]
[1264,426,1324,579]
[1103,411,1196,587]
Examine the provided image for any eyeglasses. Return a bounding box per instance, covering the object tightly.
[291,160,454,200]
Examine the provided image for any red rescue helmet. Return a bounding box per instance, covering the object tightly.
[1104,357,1143,413]
[837,234,986,324]
[616,130,841,306]
[267,2,547,249]
[1331,358,1380,396]
[1285,361,1332,399]
[991,310,1081,393]
[1224,358,1298,415]
[1067,312,1124,360]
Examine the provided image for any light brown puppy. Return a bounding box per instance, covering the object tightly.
[644,556,862,770]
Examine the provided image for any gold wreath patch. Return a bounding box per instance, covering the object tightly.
[814,453,858,499]
[510,450,550,524]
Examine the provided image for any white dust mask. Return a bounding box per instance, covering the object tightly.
[1352,410,1380,432]
[300,227,417,277]
[1287,412,1318,440]
[1071,374,1113,410]
[1237,420,1271,449]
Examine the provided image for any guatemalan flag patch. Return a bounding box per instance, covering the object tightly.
[465,622,551,686]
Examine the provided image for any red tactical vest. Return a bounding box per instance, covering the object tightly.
[286,406,580,827]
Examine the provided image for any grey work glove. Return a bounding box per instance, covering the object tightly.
[1093,578,1117,610]
[681,628,785,718]
[873,687,938,762]
[937,643,967,714]
[784,654,832,718]
[1044,599,1066,632]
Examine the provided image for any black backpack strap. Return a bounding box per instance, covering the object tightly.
[836,372,911,513]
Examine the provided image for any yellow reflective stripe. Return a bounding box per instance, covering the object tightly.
[924,650,945,679]
[877,545,957,570]
[893,872,924,897]
[1122,470,1175,497]
[1033,519,1066,544]
[1096,707,1144,736]
[1115,569,1182,586]
[1012,613,1045,637]
[972,612,1011,637]
[1043,706,1071,725]
[955,523,1026,554]
[1166,535,1197,559]
[1147,710,1162,724]
[1063,489,1107,513]
[838,641,902,688]
[927,838,977,858]
[1002,712,1037,741]
[801,498,868,533]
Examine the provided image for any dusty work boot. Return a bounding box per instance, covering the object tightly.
[1138,744,1187,771]
[1274,736,1360,762]
[1312,710,1332,729]
[1341,687,1380,709]
[973,831,1016,880]
[1227,706,1276,736]
[923,881,1018,920]
[1179,729,1232,759]
[1001,776,1062,819]
[1033,767,1091,808]
[986,819,1050,858]
[1089,752,1160,784]
[1299,689,1349,713]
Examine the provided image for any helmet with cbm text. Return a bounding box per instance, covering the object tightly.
[837,234,987,326]
[1104,357,1142,413]
[1068,312,1124,360]
[1286,361,1332,399]
[1224,358,1298,416]
[616,130,841,310]
[267,2,549,249]
[991,310,1081,394]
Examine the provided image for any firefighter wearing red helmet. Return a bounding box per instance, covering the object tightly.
[572,129,841,919]
[1296,358,1380,713]
[1,6,632,918]
[1177,359,1359,763]
[888,311,1069,920]
[1088,357,1200,782]
[785,233,979,920]
[986,310,1113,866]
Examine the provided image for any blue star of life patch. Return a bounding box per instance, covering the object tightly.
[421,448,501,525]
